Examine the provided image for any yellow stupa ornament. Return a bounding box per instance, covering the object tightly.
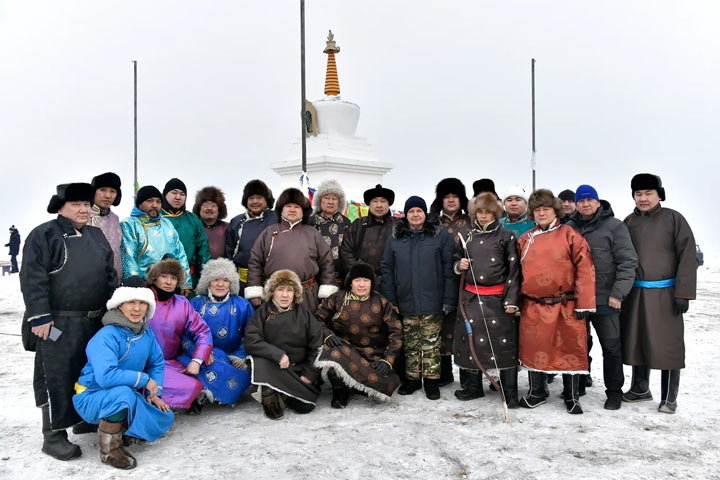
[323,30,340,96]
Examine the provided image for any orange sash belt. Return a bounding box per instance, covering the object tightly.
[464,283,505,295]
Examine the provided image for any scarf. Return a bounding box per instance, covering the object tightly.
[151,285,174,302]
[102,308,147,335]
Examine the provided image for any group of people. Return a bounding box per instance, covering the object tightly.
[18,171,697,470]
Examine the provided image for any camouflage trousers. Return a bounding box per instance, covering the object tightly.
[403,314,443,380]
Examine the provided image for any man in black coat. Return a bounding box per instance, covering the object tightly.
[6,225,20,273]
[565,185,638,410]
[20,183,117,461]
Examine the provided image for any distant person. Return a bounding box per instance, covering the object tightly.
[161,178,211,287]
[499,185,534,236]
[193,186,229,259]
[226,179,276,295]
[20,183,116,461]
[309,179,352,283]
[90,172,123,282]
[558,189,576,222]
[6,225,20,273]
[621,173,696,414]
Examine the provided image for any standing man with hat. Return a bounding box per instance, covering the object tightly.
[120,185,191,291]
[340,184,397,285]
[6,225,20,273]
[499,185,535,237]
[565,185,638,410]
[20,183,117,460]
[90,172,123,282]
[226,179,277,295]
[558,189,577,222]
[161,178,211,288]
[309,179,352,283]
[621,173,696,414]
[193,186,229,260]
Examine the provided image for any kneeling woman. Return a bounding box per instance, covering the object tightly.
[147,258,213,413]
[314,263,403,408]
[187,258,253,405]
[73,276,174,470]
[244,269,323,419]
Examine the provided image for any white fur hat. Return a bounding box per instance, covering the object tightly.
[106,276,156,319]
[312,179,346,214]
[195,258,240,296]
[503,185,529,203]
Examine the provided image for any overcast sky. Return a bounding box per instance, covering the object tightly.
[1,1,718,259]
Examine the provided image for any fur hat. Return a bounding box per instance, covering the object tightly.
[264,269,303,303]
[192,186,227,221]
[631,173,665,201]
[468,192,504,220]
[363,184,395,206]
[91,172,122,206]
[344,262,376,291]
[146,258,187,287]
[502,185,529,203]
[135,185,162,207]
[106,275,156,319]
[430,178,469,214]
[242,179,275,209]
[472,178,499,199]
[195,258,240,296]
[312,179,346,214]
[275,188,312,224]
[527,189,563,221]
[47,183,94,214]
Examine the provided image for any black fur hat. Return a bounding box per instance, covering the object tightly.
[631,173,665,201]
[472,178,499,199]
[275,188,312,224]
[242,179,275,209]
[363,184,395,206]
[47,183,94,214]
[344,262,376,291]
[430,178,469,214]
[91,172,122,206]
[192,186,227,220]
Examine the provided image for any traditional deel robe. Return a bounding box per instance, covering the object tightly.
[517,219,596,374]
[226,209,277,291]
[244,302,323,405]
[500,213,535,237]
[309,212,352,281]
[162,208,212,287]
[120,207,191,288]
[454,220,520,371]
[438,211,470,355]
[186,294,253,404]
[73,313,174,442]
[340,213,397,282]
[314,290,403,399]
[203,220,229,259]
[90,205,123,283]
[246,220,336,309]
[20,216,116,429]
[620,205,696,370]
[148,292,213,408]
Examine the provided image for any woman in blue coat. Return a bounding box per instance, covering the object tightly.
[186,258,253,405]
[73,276,174,470]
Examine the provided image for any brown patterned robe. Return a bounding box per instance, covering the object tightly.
[439,211,470,355]
[314,290,403,399]
[310,212,352,282]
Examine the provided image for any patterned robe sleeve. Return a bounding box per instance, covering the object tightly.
[569,228,597,312]
[183,299,213,362]
[313,294,337,339]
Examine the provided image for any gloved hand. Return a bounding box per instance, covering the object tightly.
[673,298,689,316]
[372,361,392,376]
[575,310,590,320]
[442,304,455,315]
[325,335,343,348]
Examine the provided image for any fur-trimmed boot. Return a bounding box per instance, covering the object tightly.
[562,374,583,415]
[41,406,81,461]
[519,371,548,409]
[658,370,680,414]
[500,367,519,409]
[438,356,454,387]
[623,365,653,402]
[98,420,136,469]
[453,370,484,401]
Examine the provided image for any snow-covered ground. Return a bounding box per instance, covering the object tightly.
[1,267,719,480]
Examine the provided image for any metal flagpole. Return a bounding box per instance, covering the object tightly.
[133,60,138,198]
[531,58,536,191]
[300,0,307,185]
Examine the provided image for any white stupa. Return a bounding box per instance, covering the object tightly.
[271,30,393,203]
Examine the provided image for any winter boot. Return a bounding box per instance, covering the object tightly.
[454,370,484,401]
[546,373,556,384]
[604,395,622,410]
[459,368,469,391]
[500,367,519,409]
[398,378,423,396]
[71,421,98,435]
[519,371,548,408]
[438,356,454,387]
[658,369,680,414]
[98,420,136,469]
[41,406,81,461]
[261,390,284,420]
[623,365,653,402]
[562,374,583,414]
[423,378,441,401]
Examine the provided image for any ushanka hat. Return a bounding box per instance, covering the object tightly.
[430,178,469,214]
[135,185,163,207]
[192,186,227,220]
[146,257,187,287]
[344,262,376,291]
[472,178,499,199]
[527,189,563,221]
[312,179,347,214]
[47,183,94,214]
[106,275,156,319]
[242,179,275,209]
[264,269,303,303]
[91,172,122,206]
[631,173,665,201]
[468,192,504,220]
[363,184,395,206]
[275,187,312,223]
[195,258,240,296]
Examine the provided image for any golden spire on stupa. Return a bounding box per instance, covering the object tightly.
[323,30,341,96]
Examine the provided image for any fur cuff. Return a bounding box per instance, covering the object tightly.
[244,285,264,299]
[318,284,339,299]
[106,286,156,319]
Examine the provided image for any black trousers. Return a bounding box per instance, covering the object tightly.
[10,254,18,272]
[587,311,624,398]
